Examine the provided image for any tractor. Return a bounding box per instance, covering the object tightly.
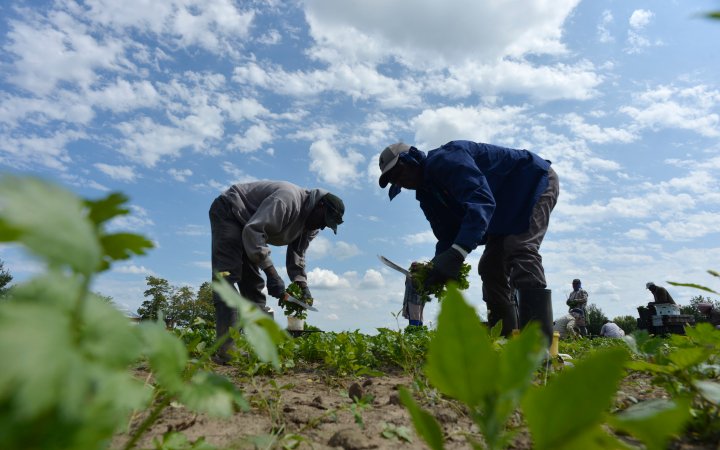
[637,303,695,335]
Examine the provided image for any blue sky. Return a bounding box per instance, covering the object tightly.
[1,0,719,332]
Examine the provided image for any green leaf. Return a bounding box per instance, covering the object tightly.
[609,398,691,450]
[398,387,444,450]
[522,347,628,450]
[666,347,708,369]
[99,232,154,269]
[139,321,188,393]
[84,192,130,226]
[499,323,545,396]
[213,278,287,368]
[667,281,718,294]
[0,176,101,275]
[179,371,248,416]
[694,380,720,404]
[425,286,498,407]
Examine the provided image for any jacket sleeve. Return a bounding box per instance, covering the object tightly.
[428,150,496,252]
[242,196,292,269]
[286,229,319,283]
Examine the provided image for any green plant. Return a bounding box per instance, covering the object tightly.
[0,176,285,450]
[410,261,471,300]
[399,285,692,450]
[281,282,310,320]
[381,422,413,443]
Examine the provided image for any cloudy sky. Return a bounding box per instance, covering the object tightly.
[1,0,719,332]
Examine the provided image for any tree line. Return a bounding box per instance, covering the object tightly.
[136,276,215,328]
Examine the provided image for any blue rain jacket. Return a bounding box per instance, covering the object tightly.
[416,140,551,255]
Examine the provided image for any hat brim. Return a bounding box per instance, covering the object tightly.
[378,157,400,188]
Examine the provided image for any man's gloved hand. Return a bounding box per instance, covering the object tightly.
[424,247,465,291]
[296,281,313,300]
[263,265,286,299]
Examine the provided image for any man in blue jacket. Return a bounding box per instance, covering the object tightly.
[378,141,559,338]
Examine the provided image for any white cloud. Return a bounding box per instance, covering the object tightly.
[177,224,208,236]
[113,264,154,275]
[309,139,365,187]
[412,105,526,149]
[561,113,637,144]
[335,241,361,260]
[307,267,351,289]
[95,163,137,181]
[229,122,273,153]
[597,10,614,43]
[620,85,720,137]
[0,130,83,171]
[629,10,653,29]
[168,168,193,182]
[304,0,581,66]
[403,230,435,246]
[359,269,384,288]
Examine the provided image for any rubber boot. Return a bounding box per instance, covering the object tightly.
[487,301,519,337]
[517,288,553,343]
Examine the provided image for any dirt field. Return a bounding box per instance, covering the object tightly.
[111,364,715,450]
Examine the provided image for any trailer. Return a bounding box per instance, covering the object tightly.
[637,303,695,335]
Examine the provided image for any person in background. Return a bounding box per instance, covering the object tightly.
[697,303,720,329]
[377,140,559,339]
[566,278,588,335]
[646,282,676,304]
[599,319,625,338]
[553,308,583,339]
[209,180,345,364]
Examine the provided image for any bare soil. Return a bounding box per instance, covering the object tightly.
[112,366,714,450]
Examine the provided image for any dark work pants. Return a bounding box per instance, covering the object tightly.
[209,197,267,356]
[479,168,559,334]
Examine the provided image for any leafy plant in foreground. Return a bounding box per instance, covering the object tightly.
[400,286,692,450]
[0,176,285,450]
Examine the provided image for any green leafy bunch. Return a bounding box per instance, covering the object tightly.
[409,261,471,301]
[0,176,286,450]
[281,282,311,319]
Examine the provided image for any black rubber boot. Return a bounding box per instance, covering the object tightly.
[517,288,553,343]
[487,300,519,337]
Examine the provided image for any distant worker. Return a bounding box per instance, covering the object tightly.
[697,303,720,329]
[646,282,676,305]
[566,278,588,335]
[599,320,625,338]
[209,181,345,364]
[553,308,583,339]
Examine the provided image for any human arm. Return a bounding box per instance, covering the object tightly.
[242,196,293,270]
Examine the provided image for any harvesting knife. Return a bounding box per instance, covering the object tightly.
[282,293,318,312]
[378,255,410,276]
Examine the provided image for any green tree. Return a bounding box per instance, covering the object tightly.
[196,281,216,324]
[169,285,196,328]
[137,275,172,321]
[586,303,609,336]
[0,259,12,297]
[611,315,637,335]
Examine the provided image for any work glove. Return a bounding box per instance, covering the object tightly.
[296,281,313,301]
[424,247,465,291]
[263,265,286,299]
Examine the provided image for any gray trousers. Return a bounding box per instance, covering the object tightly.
[479,168,559,332]
[209,196,267,355]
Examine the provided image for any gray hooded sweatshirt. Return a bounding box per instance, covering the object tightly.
[221,181,326,283]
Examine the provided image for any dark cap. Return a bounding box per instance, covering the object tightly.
[322,193,344,234]
[572,279,581,284]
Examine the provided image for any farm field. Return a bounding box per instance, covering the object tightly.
[2,176,720,450]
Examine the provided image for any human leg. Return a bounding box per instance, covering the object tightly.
[479,235,517,336]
